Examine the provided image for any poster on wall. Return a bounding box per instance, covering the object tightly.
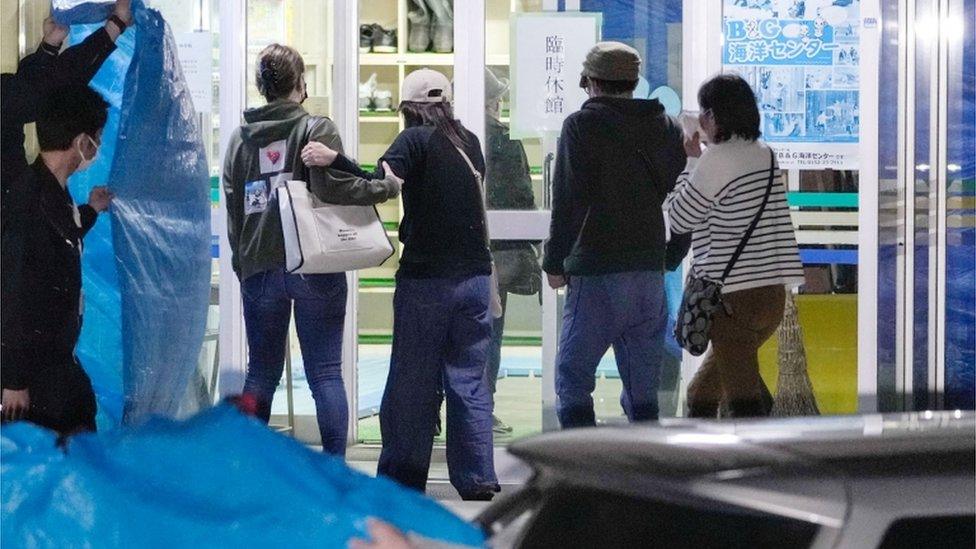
[722,0,862,169]
[176,31,213,114]
[510,13,602,139]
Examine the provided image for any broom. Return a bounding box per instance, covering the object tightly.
[771,291,820,416]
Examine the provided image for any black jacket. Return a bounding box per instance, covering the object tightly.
[332,124,491,279]
[1,160,99,390]
[1,29,116,197]
[543,97,689,276]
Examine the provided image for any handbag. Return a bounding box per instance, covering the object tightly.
[277,117,394,274]
[675,149,776,356]
[454,145,504,319]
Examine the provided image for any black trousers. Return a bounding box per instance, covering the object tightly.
[21,352,97,436]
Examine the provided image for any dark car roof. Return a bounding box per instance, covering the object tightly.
[508,412,976,480]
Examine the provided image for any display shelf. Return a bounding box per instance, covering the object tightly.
[360,52,454,66]
[359,113,399,123]
[486,54,510,66]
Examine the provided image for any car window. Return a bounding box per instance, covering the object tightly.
[516,485,819,549]
[878,516,975,549]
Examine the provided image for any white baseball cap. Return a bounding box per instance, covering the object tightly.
[401,68,452,103]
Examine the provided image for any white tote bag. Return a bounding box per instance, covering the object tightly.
[278,181,394,274]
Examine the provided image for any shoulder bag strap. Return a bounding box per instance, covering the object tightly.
[720,148,776,282]
[454,145,492,250]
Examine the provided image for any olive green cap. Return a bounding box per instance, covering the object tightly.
[581,41,641,82]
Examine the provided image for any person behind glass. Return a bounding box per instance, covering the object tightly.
[301,69,500,501]
[483,68,539,435]
[542,42,688,429]
[221,44,401,456]
[1,0,132,200]
[664,74,805,418]
[1,85,114,436]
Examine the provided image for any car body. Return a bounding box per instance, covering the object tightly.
[476,412,975,548]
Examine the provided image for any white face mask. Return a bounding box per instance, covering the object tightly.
[76,134,99,172]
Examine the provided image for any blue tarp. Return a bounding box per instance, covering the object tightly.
[53,1,211,425]
[0,405,485,548]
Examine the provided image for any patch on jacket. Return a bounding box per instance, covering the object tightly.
[259,140,287,174]
[244,180,269,215]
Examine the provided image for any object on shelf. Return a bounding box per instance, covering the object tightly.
[428,0,453,53]
[374,88,394,111]
[359,24,374,53]
[371,23,398,54]
[359,73,378,111]
[407,0,431,52]
[407,0,453,53]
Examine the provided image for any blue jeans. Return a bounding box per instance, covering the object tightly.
[555,270,666,428]
[241,268,348,456]
[378,274,499,497]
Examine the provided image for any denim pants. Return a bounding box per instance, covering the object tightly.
[378,274,499,497]
[555,270,667,428]
[241,268,348,455]
[485,291,509,396]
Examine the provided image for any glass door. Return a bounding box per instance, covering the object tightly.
[354,0,458,443]
[878,0,975,411]
[243,0,337,441]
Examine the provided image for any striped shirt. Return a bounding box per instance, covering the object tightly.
[664,138,805,294]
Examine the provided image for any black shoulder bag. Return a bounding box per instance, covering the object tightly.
[675,149,776,356]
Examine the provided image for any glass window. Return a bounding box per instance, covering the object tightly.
[242,0,336,437]
[355,0,457,443]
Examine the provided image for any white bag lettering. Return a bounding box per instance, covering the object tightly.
[278,180,393,274]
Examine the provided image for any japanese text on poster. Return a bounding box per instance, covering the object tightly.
[511,13,601,138]
[723,0,861,169]
[176,31,213,114]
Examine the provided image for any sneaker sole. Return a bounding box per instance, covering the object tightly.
[359,46,372,53]
[372,46,397,53]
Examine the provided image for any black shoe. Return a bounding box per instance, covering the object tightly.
[460,488,499,502]
[359,24,374,53]
[372,24,397,54]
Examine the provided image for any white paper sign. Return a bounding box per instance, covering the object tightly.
[511,13,601,139]
[176,31,213,114]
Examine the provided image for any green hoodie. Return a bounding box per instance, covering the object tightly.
[222,101,400,281]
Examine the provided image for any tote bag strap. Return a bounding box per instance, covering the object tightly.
[720,148,776,282]
[291,115,324,184]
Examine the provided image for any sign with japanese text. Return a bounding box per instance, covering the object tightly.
[510,13,601,138]
[176,31,213,114]
[723,0,861,169]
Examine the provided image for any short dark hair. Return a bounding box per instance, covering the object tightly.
[256,43,305,102]
[581,76,639,95]
[36,84,109,152]
[697,73,762,142]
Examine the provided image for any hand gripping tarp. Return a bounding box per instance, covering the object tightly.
[0,405,486,548]
[53,1,212,425]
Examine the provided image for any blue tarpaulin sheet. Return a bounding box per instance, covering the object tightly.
[53,1,211,425]
[0,405,485,548]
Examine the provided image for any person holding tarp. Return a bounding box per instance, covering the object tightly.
[1,85,114,436]
[1,0,131,198]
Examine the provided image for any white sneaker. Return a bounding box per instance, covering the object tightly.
[373,89,393,111]
[359,73,377,111]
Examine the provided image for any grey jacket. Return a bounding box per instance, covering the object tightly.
[222,101,400,280]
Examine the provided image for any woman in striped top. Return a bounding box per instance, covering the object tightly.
[665,74,806,418]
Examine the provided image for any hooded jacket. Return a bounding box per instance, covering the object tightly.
[222,101,400,281]
[543,96,688,276]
